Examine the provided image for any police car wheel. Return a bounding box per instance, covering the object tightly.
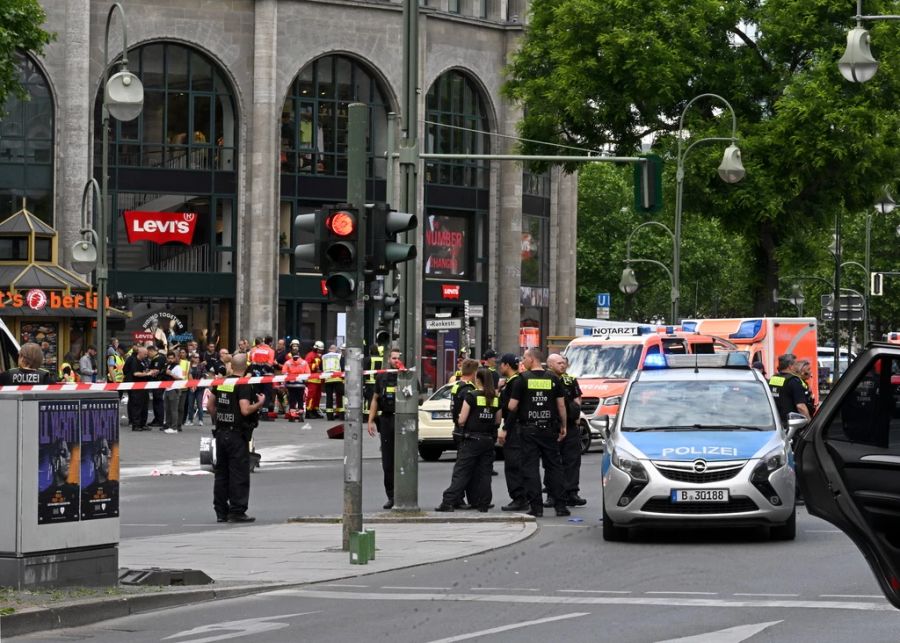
[769,508,797,541]
[602,502,628,542]
[419,446,443,462]
[580,423,592,454]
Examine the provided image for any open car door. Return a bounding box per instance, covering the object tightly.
[796,344,900,609]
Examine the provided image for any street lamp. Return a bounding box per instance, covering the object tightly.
[861,190,895,346]
[71,179,101,274]
[838,1,900,83]
[622,221,677,322]
[93,3,143,380]
[673,93,745,322]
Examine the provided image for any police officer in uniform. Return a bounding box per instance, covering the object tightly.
[206,352,264,523]
[436,367,501,512]
[0,342,54,385]
[547,353,586,507]
[123,345,154,430]
[498,353,527,511]
[507,348,569,517]
[147,344,167,427]
[449,358,479,507]
[769,353,811,426]
[364,345,383,412]
[367,348,404,509]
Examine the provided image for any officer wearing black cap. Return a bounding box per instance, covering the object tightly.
[498,353,527,511]
[507,348,569,517]
[367,348,404,509]
[482,349,500,387]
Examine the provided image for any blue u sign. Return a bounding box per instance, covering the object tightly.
[596,293,611,308]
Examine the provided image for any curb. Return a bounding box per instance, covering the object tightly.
[0,518,538,638]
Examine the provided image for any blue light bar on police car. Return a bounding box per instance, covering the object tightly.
[655,353,752,369]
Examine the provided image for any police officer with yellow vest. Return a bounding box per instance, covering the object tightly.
[507,348,569,517]
[768,353,811,426]
[436,367,501,512]
[449,358,479,508]
[547,353,586,507]
[363,345,383,412]
[322,344,345,420]
[498,353,528,511]
[367,348,404,509]
[206,352,264,523]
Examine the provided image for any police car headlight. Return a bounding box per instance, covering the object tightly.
[753,446,787,477]
[611,447,648,482]
[602,396,621,407]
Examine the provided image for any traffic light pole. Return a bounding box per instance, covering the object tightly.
[342,103,368,550]
[394,0,420,512]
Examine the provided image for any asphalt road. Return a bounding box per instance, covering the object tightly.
[16,421,898,642]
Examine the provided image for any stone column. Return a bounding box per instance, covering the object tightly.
[245,0,279,338]
[549,166,578,338]
[56,0,91,269]
[495,102,523,353]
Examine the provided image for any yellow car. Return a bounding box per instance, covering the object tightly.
[418,384,455,461]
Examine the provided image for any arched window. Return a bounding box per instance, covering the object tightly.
[280,54,388,180]
[0,53,54,223]
[424,70,490,189]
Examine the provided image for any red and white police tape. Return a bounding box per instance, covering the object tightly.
[0,367,414,392]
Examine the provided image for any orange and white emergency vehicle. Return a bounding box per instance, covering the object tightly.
[564,325,733,442]
[681,317,819,406]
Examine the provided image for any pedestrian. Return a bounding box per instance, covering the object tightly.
[498,353,528,511]
[322,344,345,420]
[162,350,185,433]
[146,344,167,427]
[547,353,586,507]
[794,358,816,417]
[185,353,206,425]
[305,341,325,418]
[363,344,383,412]
[283,340,309,420]
[123,345,153,431]
[435,367,501,512]
[768,353,811,425]
[79,345,98,383]
[0,342,54,384]
[481,349,500,387]
[206,352,264,523]
[367,348,404,509]
[507,348,570,517]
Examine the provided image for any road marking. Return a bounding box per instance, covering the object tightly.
[382,586,454,591]
[317,583,369,589]
[162,611,320,643]
[423,612,590,643]
[264,588,896,612]
[471,587,540,592]
[122,523,168,527]
[655,620,783,643]
[559,589,632,594]
[647,591,719,596]
[805,529,842,534]
[819,594,883,599]
[733,593,799,598]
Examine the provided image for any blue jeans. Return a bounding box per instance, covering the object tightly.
[185,387,205,422]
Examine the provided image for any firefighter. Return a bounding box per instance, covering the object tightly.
[321,344,345,420]
[305,341,325,418]
[283,340,309,421]
[248,337,276,420]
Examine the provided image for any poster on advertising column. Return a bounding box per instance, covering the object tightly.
[80,399,120,520]
[37,400,81,524]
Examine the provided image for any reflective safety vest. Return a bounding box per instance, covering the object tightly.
[180,359,190,379]
[305,351,323,383]
[111,354,125,382]
[59,362,77,383]
[249,345,274,365]
[322,351,343,382]
[284,356,310,386]
[366,355,383,384]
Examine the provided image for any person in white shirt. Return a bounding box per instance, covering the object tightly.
[162,350,184,433]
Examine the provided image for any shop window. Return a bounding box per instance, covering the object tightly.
[280,55,388,179]
[0,52,54,224]
[425,70,490,189]
[34,236,52,262]
[521,214,549,286]
[0,236,28,260]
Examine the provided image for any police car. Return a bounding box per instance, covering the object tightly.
[599,353,805,542]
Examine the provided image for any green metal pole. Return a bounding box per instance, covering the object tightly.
[394,0,420,512]
[342,103,368,550]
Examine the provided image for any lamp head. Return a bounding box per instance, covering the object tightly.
[105,69,144,121]
[875,190,895,215]
[838,26,878,83]
[619,267,639,295]
[70,236,98,274]
[717,144,745,184]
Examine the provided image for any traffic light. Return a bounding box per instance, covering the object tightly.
[322,205,359,302]
[381,294,399,322]
[293,210,323,270]
[369,202,417,275]
[634,154,663,213]
[872,272,884,296]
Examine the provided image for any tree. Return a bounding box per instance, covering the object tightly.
[0,0,53,106]
[506,0,900,314]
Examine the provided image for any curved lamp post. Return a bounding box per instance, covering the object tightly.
[622,221,677,322]
[91,3,144,380]
[673,93,745,322]
[838,1,900,82]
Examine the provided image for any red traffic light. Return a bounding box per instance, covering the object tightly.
[326,210,356,237]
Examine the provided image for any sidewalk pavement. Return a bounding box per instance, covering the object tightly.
[0,514,537,638]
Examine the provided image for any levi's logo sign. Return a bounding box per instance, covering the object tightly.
[124,211,197,245]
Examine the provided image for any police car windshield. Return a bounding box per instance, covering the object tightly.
[621,380,775,431]
[565,344,642,379]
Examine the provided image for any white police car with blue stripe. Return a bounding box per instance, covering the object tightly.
[598,352,805,542]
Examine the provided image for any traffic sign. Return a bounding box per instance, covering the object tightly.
[821,308,865,322]
[425,317,462,331]
[596,293,611,308]
[596,307,610,320]
[820,293,864,311]
[467,304,484,318]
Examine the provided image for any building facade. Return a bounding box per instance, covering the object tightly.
[1,0,577,388]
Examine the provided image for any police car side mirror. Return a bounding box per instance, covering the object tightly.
[588,416,610,440]
[786,412,808,440]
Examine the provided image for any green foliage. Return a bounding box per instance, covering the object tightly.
[0,0,54,105]
[507,0,900,316]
